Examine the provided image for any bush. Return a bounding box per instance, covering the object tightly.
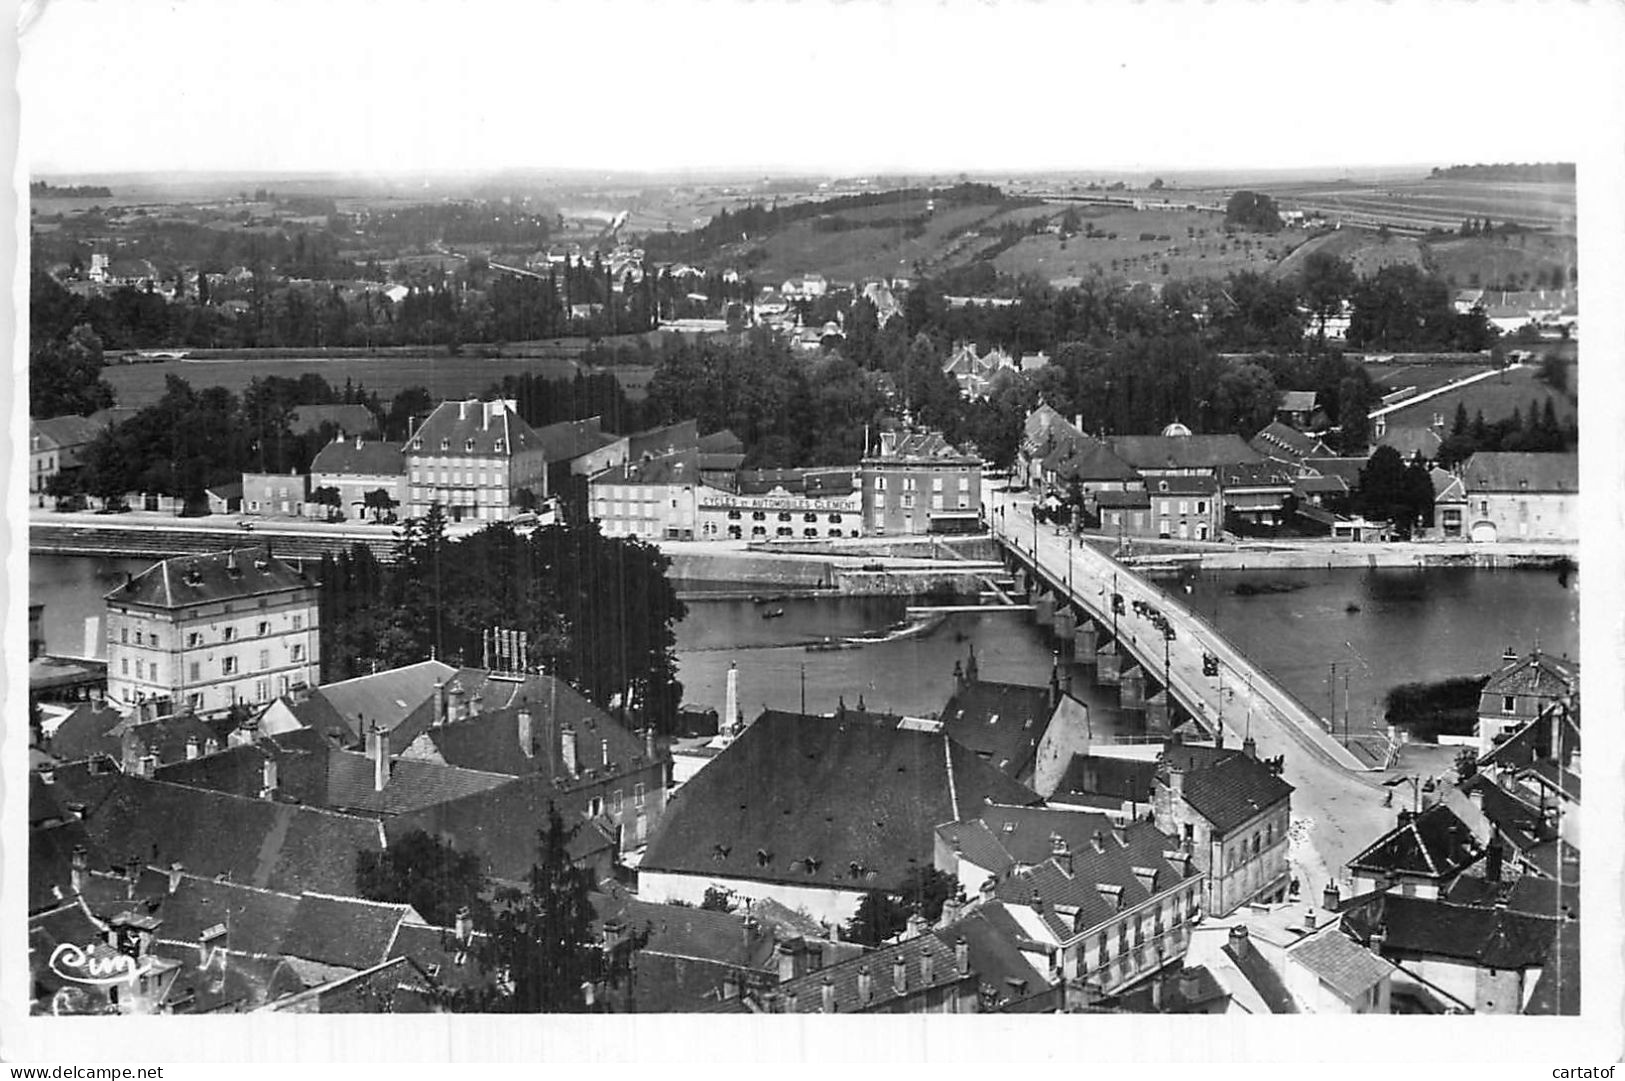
[1384,676,1488,741]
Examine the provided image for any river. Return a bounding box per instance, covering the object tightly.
[31,554,1578,741]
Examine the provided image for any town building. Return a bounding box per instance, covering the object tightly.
[242,471,310,517]
[1282,924,1398,1014]
[695,481,861,541]
[1476,648,1578,755]
[30,415,105,506]
[1217,461,1299,528]
[590,450,700,540]
[1107,427,1265,481]
[860,430,982,536]
[638,708,1039,923]
[1151,736,1294,915]
[532,416,628,492]
[1345,805,1485,900]
[103,548,320,713]
[1143,474,1221,541]
[1275,391,1320,429]
[760,933,979,1014]
[306,436,406,521]
[1458,451,1578,543]
[403,398,547,522]
[936,805,1205,1002]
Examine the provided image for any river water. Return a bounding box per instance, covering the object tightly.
[31,554,1578,740]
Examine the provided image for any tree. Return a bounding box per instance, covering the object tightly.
[356,830,490,928]
[1148,177,1165,191]
[1300,252,1357,338]
[1454,746,1479,781]
[450,804,632,1012]
[31,321,114,418]
[844,866,958,947]
[1224,190,1282,233]
[363,487,398,523]
[311,485,343,522]
[699,887,737,913]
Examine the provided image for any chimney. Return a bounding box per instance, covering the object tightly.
[71,845,88,895]
[455,906,472,944]
[1502,645,1518,664]
[260,755,279,798]
[1370,930,1386,956]
[777,941,798,983]
[645,726,657,761]
[857,965,873,1006]
[517,710,534,758]
[723,663,739,736]
[955,937,969,975]
[369,723,390,792]
[138,753,158,778]
[459,400,469,421]
[354,434,363,451]
[906,913,927,938]
[1052,835,1073,875]
[469,693,482,718]
[1073,414,1084,431]
[1167,760,1185,801]
[1091,830,1106,853]
[1227,925,1249,959]
[785,990,799,1013]
[1302,908,1317,932]
[939,895,963,928]
[167,862,185,895]
[1242,735,1257,759]
[561,725,578,777]
[601,738,611,773]
[433,681,447,726]
[185,736,202,761]
[1322,881,1341,912]
[1486,841,1504,883]
[1111,825,1127,847]
[892,954,907,996]
[920,945,935,986]
[820,976,835,1013]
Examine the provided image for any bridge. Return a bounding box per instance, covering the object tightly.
[985,488,1371,775]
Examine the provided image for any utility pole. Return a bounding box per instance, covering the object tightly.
[1328,662,1337,734]
[1343,670,1351,747]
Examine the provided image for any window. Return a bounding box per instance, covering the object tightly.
[932,495,943,510]
[291,644,305,662]
[121,628,129,644]
[588,796,603,817]
[778,512,792,522]
[932,477,943,492]
[612,790,623,813]
[188,693,203,711]
[634,783,646,808]
[727,510,741,520]
[120,658,129,676]
[223,626,237,642]
[752,511,766,521]
[1503,695,1516,713]
[465,438,476,452]
[1098,931,1109,963]
[1178,500,1189,515]
[189,662,201,681]
[222,656,238,676]
[902,494,915,509]
[255,680,269,702]
[150,634,161,648]
[258,621,270,636]
[804,513,818,523]
[874,476,886,491]
[903,477,916,492]
[292,616,304,631]
[134,631,143,645]
[958,476,969,491]
[259,649,270,670]
[440,439,450,451]
[186,631,202,647]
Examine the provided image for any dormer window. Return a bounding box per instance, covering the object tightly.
[440,439,450,451]
[494,438,505,453]
[465,438,476,452]
[410,438,422,450]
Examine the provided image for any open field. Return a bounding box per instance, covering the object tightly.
[1365,361,1495,399]
[988,206,1303,285]
[1260,178,1576,235]
[1424,233,1577,290]
[102,354,583,409]
[1370,364,1576,427]
[1273,228,1427,280]
[732,199,1022,282]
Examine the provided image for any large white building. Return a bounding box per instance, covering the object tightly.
[103,547,321,714]
[403,399,547,523]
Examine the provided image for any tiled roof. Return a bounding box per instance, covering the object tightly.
[940,680,1055,779]
[987,817,1197,939]
[775,933,965,1013]
[404,399,541,460]
[1094,490,1150,508]
[104,548,314,610]
[29,819,91,912]
[49,764,385,894]
[1218,460,1297,489]
[803,470,856,497]
[1481,651,1577,699]
[1525,838,1580,885]
[1146,474,1218,496]
[309,438,405,477]
[1164,746,1293,834]
[1342,892,1558,969]
[1461,775,1553,855]
[1278,391,1318,413]
[386,922,489,995]
[935,904,1056,1010]
[415,682,647,779]
[1294,475,1349,496]
[697,429,745,454]
[306,659,457,749]
[279,893,417,970]
[1224,936,1299,1013]
[628,419,699,461]
[734,467,806,495]
[869,430,977,463]
[1523,919,1579,1015]
[1505,873,1581,922]
[1524,760,1580,804]
[41,704,129,765]
[1108,434,1263,471]
[1286,927,1395,1002]
[532,417,619,463]
[33,414,107,448]
[1054,754,1156,805]
[319,751,516,815]
[1375,425,1442,460]
[1429,467,1465,501]
[288,404,377,438]
[1300,457,1367,485]
[592,893,777,971]
[595,449,699,487]
[1460,452,1578,494]
[1346,804,1483,881]
[265,957,435,1013]
[1042,436,1140,483]
[1482,707,1580,778]
[641,710,1039,893]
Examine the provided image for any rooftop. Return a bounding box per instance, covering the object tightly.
[1286,926,1396,1002]
[1108,433,1263,472]
[1460,451,1578,494]
[309,437,405,478]
[404,399,540,460]
[1162,743,1294,834]
[105,548,314,609]
[1346,804,1484,882]
[939,678,1056,780]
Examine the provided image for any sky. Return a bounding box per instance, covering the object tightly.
[16,0,1623,178]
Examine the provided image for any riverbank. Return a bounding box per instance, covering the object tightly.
[1122,540,1577,572]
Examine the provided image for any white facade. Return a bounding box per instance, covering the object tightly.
[636,869,863,925]
[696,486,862,541]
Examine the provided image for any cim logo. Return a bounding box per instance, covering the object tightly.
[47,942,152,987]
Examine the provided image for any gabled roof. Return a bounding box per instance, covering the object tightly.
[1300,457,1367,485]
[288,404,377,438]
[641,710,1039,893]
[697,429,745,455]
[939,679,1055,779]
[591,892,778,972]
[1429,467,1465,501]
[1108,434,1263,472]
[1094,490,1150,508]
[32,414,106,449]
[1346,804,1483,882]
[48,764,384,894]
[412,679,647,779]
[104,548,314,609]
[1145,474,1218,496]
[869,430,978,464]
[934,904,1057,1010]
[305,659,458,748]
[1342,892,1558,970]
[405,399,540,460]
[1277,391,1318,414]
[1223,934,1299,1013]
[1163,745,1293,834]
[1481,702,1580,774]
[1460,775,1554,856]
[1044,437,1141,483]
[309,438,405,478]
[1460,452,1578,494]
[532,416,619,463]
[45,703,142,764]
[1287,923,1391,1001]
[1053,754,1157,805]
[1218,460,1297,489]
[264,957,435,1013]
[775,933,964,1013]
[29,819,91,913]
[594,449,698,487]
[1481,651,1578,700]
[1523,919,1579,1015]
[1375,425,1443,461]
[628,419,699,461]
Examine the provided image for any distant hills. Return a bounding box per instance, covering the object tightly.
[1428,163,1575,183]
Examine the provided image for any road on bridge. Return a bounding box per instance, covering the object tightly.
[985,485,1405,904]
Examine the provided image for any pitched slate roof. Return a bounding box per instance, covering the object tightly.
[1300,457,1368,485]
[1342,891,1559,969]
[386,922,488,995]
[1043,436,1140,483]
[939,679,1054,779]
[49,764,385,894]
[641,710,1039,893]
[1481,651,1578,700]
[986,817,1197,940]
[533,416,619,463]
[1460,452,1578,494]
[1218,460,1297,489]
[1223,933,1299,1013]
[29,819,91,912]
[1108,434,1263,472]
[1145,474,1218,496]
[288,404,377,438]
[264,957,435,1013]
[592,893,777,971]
[41,704,131,765]
[1094,490,1150,508]
[697,429,745,455]
[774,933,965,1013]
[1523,920,1579,1015]
[1054,754,1157,805]
[32,414,107,448]
[1278,391,1318,414]
[1346,804,1484,882]
[412,684,646,779]
[935,904,1057,1009]
[305,659,457,749]
[870,430,978,463]
[595,449,699,487]
[628,419,699,461]
[1286,927,1395,1002]
[317,752,515,815]
[1376,425,1442,461]
[1461,775,1553,856]
[309,438,405,477]
[1162,744,1293,834]
[404,399,541,460]
[105,548,314,610]
[278,893,418,970]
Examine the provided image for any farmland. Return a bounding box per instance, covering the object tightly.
[1257,177,1576,236]
[1368,363,1576,428]
[1273,228,1427,280]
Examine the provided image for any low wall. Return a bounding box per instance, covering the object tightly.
[1131,546,1577,572]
